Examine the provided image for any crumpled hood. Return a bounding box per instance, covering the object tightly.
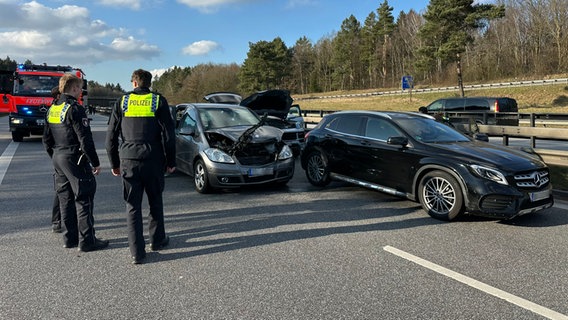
[240,89,293,119]
[430,141,546,171]
[207,125,282,142]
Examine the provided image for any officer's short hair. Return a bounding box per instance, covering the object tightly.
[131,69,152,88]
[59,74,82,95]
[51,86,60,99]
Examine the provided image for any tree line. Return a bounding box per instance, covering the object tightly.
[153,0,568,104]
[3,0,568,105]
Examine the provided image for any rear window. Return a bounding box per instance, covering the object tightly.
[496,98,518,112]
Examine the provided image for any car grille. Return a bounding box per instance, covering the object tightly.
[17,105,48,117]
[282,132,304,142]
[513,169,550,190]
[480,195,515,211]
[235,142,277,165]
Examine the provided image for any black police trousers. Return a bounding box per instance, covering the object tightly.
[121,157,166,257]
[52,153,97,247]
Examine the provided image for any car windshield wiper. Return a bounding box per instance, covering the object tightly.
[228,113,268,155]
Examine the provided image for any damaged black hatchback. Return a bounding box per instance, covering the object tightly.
[175,103,295,193]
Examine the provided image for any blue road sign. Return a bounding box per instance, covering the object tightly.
[402,75,413,90]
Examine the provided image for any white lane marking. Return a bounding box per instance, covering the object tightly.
[383,245,568,320]
[0,141,18,185]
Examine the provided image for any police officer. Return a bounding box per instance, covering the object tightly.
[105,69,176,265]
[43,74,108,252]
[49,86,63,233]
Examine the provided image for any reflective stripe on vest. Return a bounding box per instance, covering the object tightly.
[122,93,159,117]
[47,103,71,124]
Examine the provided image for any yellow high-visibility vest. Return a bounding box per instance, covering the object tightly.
[47,103,71,124]
[122,93,159,117]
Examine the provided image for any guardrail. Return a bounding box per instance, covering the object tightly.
[95,105,568,167]
[295,78,568,100]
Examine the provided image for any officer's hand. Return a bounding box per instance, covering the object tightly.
[167,167,176,174]
[93,166,101,176]
[111,168,121,177]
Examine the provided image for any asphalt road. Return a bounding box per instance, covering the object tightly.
[1,114,568,320]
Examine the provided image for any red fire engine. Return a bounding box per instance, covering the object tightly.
[0,64,87,142]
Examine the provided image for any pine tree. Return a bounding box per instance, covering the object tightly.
[417,0,505,96]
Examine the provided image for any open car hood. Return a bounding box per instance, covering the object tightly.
[206,125,282,143]
[239,89,293,119]
[203,92,242,104]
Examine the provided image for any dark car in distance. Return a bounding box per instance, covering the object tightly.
[175,103,295,193]
[301,111,553,221]
[420,96,519,127]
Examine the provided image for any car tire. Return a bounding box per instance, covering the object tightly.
[194,159,211,194]
[418,170,463,221]
[305,150,331,187]
[11,132,23,142]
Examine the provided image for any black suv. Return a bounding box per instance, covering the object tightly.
[301,111,553,221]
[420,97,519,126]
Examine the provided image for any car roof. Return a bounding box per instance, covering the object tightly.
[181,102,249,110]
[330,110,432,120]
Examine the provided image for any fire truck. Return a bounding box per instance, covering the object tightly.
[0,64,87,142]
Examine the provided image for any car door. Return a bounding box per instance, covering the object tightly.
[175,108,200,175]
[320,114,365,177]
[354,116,413,190]
[0,70,13,113]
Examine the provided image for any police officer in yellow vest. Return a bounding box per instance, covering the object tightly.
[105,69,176,265]
[43,74,109,252]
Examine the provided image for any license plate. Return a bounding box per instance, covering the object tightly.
[247,167,273,177]
[36,119,45,125]
[529,189,550,202]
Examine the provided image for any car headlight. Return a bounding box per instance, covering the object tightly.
[10,117,24,124]
[204,148,235,163]
[278,144,293,160]
[469,164,508,185]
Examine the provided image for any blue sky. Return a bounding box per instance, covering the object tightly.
[0,0,431,90]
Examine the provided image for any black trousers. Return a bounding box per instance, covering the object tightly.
[52,153,97,247]
[51,192,61,226]
[121,158,166,257]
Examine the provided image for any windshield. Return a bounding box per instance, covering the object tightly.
[199,107,260,130]
[395,117,470,143]
[13,74,60,96]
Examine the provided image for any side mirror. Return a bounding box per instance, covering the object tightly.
[387,136,408,147]
[288,104,301,118]
[473,133,489,142]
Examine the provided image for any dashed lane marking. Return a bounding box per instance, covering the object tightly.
[384,245,568,320]
[0,141,18,185]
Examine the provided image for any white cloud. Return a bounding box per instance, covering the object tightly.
[176,0,254,13]
[150,66,177,79]
[286,0,318,9]
[182,40,220,56]
[96,0,142,10]
[0,1,160,66]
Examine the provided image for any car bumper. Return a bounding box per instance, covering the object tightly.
[464,180,554,219]
[9,114,45,134]
[204,157,295,188]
